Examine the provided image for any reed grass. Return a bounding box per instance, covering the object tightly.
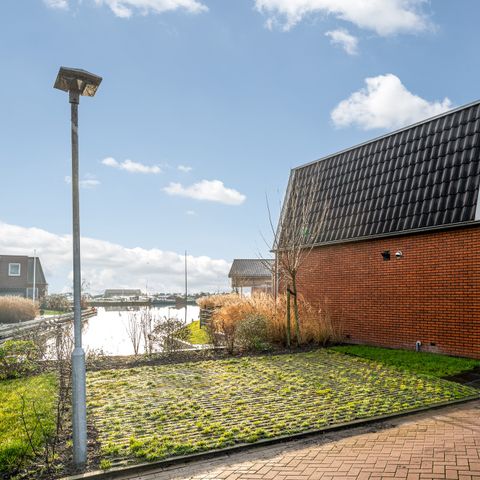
[199,293,340,348]
[0,296,39,324]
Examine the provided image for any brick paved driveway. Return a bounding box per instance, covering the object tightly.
[123,401,480,480]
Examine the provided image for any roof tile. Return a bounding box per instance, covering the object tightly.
[281,101,480,246]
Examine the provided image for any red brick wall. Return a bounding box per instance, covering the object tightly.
[291,225,480,359]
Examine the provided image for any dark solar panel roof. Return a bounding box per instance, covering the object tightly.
[280,101,480,246]
[228,259,274,278]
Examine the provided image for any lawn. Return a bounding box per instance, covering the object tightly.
[0,374,57,475]
[86,350,478,467]
[41,309,67,316]
[180,320,209,345]
[330,345,480,377]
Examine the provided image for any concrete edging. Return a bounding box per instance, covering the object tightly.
[60,394,480,480]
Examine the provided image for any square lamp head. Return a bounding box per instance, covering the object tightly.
[54,67,102,97]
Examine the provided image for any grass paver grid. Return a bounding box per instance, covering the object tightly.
[86,350,478,466]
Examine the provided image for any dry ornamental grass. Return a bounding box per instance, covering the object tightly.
[198,293,340,350]
[0,296,39,324]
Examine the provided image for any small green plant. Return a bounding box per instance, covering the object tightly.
[100,459,112,470]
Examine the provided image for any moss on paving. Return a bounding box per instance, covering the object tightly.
[0,374,57,475]
[330,345,480,378]
[86,350,478,467]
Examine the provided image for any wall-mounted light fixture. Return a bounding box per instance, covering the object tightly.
[395,250,403,259]
[381,250,390,261]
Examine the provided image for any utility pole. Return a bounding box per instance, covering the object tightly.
[185,250,188,325]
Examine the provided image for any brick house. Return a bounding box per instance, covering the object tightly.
[278,100,480,359]
[0,255,48,299]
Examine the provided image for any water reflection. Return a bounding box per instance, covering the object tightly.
[62,305,199,357]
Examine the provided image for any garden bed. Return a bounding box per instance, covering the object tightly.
[86,349,478,469]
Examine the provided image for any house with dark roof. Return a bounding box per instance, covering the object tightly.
[0,255,48,299]
[228,259,274,295]
[278,100,480,359]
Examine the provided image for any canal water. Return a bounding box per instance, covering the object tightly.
[78,305,200,356]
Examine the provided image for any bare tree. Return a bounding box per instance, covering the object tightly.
[125,313,142,355]
[265,171,329,347]
[140,308,155,355]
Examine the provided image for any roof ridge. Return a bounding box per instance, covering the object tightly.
[232,258,274,262]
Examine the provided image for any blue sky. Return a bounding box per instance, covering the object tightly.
[1,0,479,293]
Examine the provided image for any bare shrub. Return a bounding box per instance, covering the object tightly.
[208,292,340,352]
[0,340,39,380]
[86,346,107,369]
[151,317,190,353]
[236,314,270,351]
[16,326,74,477]
[139,309,154,355]
[0,296,39,323]
[125,313,142,355]
[40,294,71,313]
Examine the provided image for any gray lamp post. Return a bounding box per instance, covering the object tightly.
[54,67,102,468]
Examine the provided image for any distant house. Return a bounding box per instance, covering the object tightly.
[277,100,480,359]
[0,255,48,299]
[228,259,274,295]
[104,289,142,299]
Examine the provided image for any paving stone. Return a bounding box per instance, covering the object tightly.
[123,401,480,480]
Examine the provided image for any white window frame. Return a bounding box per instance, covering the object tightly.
[8,263,21,276]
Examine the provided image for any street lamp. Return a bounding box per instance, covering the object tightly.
[54,67,102,468]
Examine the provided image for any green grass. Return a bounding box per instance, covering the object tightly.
[87,350,477,466]
[330,345,480,378]
[41,309,68,316]
[180,320,210,345]
[0,374,57,475]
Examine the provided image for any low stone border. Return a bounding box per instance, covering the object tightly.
[60,394,479,480]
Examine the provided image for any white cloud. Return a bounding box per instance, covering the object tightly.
[64,174,101,189]
[331,74,453,130]
[0,221,229,293]
[178,165,193,173]
[186,210,196,216]
[325,29,358,55]
[94,0,207,18]
[44,0,69,9]
[164,180,246,206]
[254,0,430,35]
[102,157,161,174]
